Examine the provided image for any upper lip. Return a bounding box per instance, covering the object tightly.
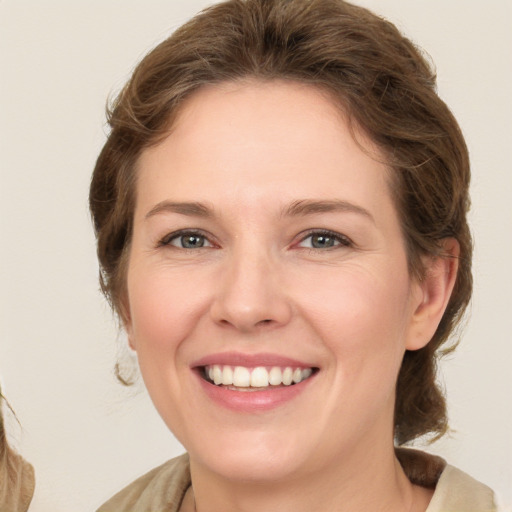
[191,351,317,369]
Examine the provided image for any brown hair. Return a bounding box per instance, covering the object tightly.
[90,0,472,444]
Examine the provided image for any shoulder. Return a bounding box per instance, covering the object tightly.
[96,453,191,512]
[396,447,499,512]
[428,463,499,512]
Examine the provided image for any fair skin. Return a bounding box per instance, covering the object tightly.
[125,80,458,512]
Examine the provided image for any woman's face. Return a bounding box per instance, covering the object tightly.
[125,81,427,482]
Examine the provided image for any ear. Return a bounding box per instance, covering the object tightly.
[124,321,137,352]
[119,297,137,351]
[406,238,460,351]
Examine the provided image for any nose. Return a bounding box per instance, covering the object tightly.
[209,247,293,332]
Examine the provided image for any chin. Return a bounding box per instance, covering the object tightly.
[201,451,307,483]
[187,429,313,483]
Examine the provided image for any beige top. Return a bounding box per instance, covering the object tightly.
[97,449,498,512]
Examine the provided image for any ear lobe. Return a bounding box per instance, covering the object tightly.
[125,323,137,351]
[406,238,460,351]
[119,299,137,351]
[124,322,137,351]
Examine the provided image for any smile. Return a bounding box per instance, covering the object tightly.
[192,353,319,411]
[203,365,315,389]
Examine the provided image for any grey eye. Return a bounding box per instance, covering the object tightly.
[169,233,211,249]
[309,233,337,248]
[297,231,351,250]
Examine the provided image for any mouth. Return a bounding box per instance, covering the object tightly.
[201,364,317,391]
[191,353,319,411]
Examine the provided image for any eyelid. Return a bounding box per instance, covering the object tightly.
[156,228,352,250]
[158,228,216,248]
[295,229,353,249]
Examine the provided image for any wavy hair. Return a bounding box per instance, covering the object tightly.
[90,0,472,444]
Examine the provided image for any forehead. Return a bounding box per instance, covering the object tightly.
[135,80,394,219]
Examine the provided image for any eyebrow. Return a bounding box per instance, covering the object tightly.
[145,201,213,219]
[283,199,375,223]
[144,199,374,223]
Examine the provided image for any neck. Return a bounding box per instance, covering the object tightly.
[186,441,430,512]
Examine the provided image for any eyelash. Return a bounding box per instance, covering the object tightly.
[157,229,353,250]
[158,229,213,249]
[296,229,353,250]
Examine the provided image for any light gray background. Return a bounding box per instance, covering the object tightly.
[1,1,511,510]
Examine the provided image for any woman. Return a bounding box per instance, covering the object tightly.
[90,0,499,510]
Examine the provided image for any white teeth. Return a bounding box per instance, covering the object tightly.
[269,367,282,386]
[222,366,233,385]
[213,365,223,385]
[292,368,303,383]
[282,367,293,385]
[204,365,315,388]
[250,367,269,387]
[302,368,312,380]
[232,366,251,387]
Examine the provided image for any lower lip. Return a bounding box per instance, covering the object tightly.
[195,371,316,413]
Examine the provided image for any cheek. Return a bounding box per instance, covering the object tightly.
[292,260,413,383]
[125,268,212,438]
[127,268,210,355]
[297,261,412,340]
